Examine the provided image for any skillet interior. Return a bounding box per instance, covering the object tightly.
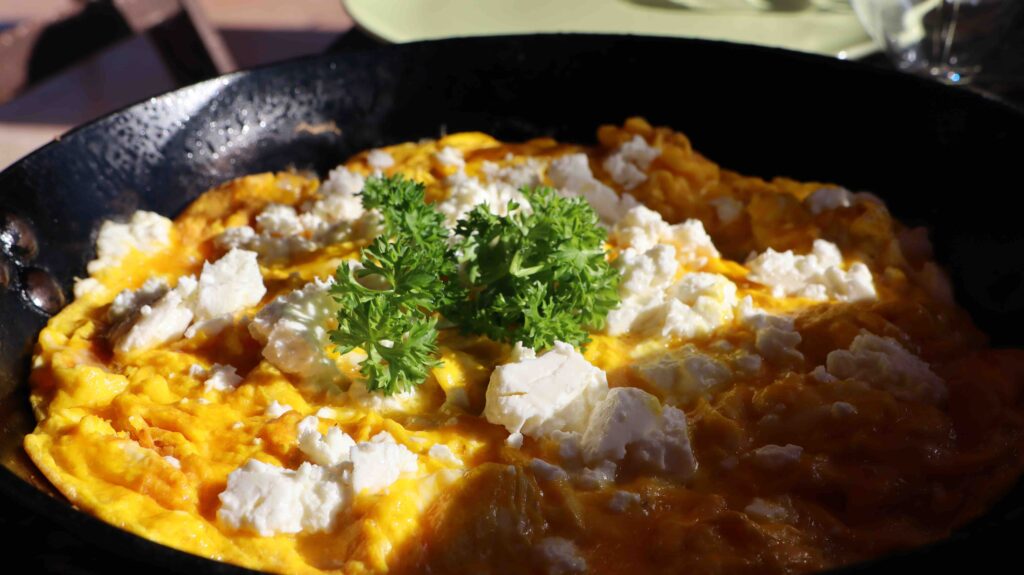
[1,34,1023,573]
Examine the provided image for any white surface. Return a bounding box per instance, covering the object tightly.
[344,0,871,56]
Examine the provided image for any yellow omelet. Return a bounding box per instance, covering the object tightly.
[24,119,1024,574]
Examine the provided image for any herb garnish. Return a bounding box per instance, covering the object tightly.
[329,175,619,394]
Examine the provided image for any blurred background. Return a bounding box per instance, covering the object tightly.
[0,0,352,169]
[1,0,1022,170]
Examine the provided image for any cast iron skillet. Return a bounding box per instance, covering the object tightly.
[2,35,1024,574]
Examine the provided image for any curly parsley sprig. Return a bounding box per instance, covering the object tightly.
[447,187,619,348]
[328,175,620,394]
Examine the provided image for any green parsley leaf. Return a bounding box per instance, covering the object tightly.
[446,186,620,349]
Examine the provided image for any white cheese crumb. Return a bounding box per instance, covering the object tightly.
[72,277,104,298]
[249,278,340,386]
[637,345,732,401]
[709,196,744,225]
[608,490,642,513]
[366,149,395,170]
[602,134,660,190]
[530,458,569,481]
[436,169,531,229]
[750,444,803,469]
[296,416,356,468]
[349,432,418,495]
[109,276,197,353]
[611,206,719,263]
[215,166,373,264]
[575,460,618,489]
[548,153,638,223]
[347,378,421,413]
[616,244,679,301]
[831,401,858,417]
[434,146,465,168]
[265,400,293,418]
[608,272,738,339]
[428,444,464,466]
[193,248,266,324]
[746,239,876,302]
[535,537,587,575]
[203,364,243,392]
[825,331,946,404]
[87,211,173,274]
[810,365,837,383]
[484,341,609,439]
[315,407,336,419]
[581,387,697,481]
[506,432,524,449]
[805,187,853,214]
[255,203,304,237]
[744,498,788,521]
[217,460,346,536]
[740,306,804,366]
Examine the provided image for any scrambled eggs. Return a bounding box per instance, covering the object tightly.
[25,119,1024,574]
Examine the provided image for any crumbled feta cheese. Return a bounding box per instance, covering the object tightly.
[428,444,463,466]
[349,432,418,495]
[746,239,876,302]
[506,432,524,449]
[805,187,853,214]
[740,307,804,365]
[434,146,465,168]
[744,498,788,521]
[320,165,366,198]
[484,342,609,439]
[575,460,618,489]
[366,149,395,170]
[831,401,858,417]
[535,537,587,575]
[750,444,803,469]
[530,458,569,481]
[581,387,697,480]
[193,248,266,323]
[637,345,732,401]
[249,278,340,385]
[255,203,304,236]
[611,206,719,266]
[87,211,174,274]
[616,244,679,300]
[481,157,545,188]
[296,416,356,468]
[265,400,293,418]
[436,169,531,228]
[218,459,347,536]
[109,275,197,353]
[734,352,763,374]
[825,331,946,404]
[509,341,537,362]
[215,166,372,264]
[709,196,744,225]
[347,379,421,413]
[608,490,642,513]
[203,363,243,392]
[602,135,660,190]
[548,153,638,223]
[810,365,837,383]
[606,272,737,339]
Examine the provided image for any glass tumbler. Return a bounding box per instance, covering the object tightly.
[851,0,1020,84]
